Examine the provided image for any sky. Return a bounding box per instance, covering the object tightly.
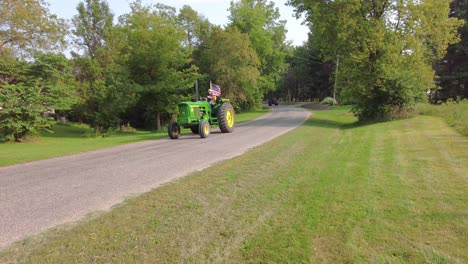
[47,0,309,46]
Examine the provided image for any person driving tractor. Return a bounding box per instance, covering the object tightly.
[206,89,217,108]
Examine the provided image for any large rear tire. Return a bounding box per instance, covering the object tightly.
[168,121,180,139]
[199,120,210,138]
[218,103,235,133]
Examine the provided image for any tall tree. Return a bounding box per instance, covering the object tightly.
[197,27,260,110]
[229,0,289,104]
[120,2,197,130]
[281,42,332,102]
[25,52,78,112]
[289,0,463,120]
[72,0,114,60]
[435,0,468,101]
[0,53,79,142]
[0,0,66,58]
[71,0,134,132]
[0,84,50,142]
[177,5,212,51]
[0,0,68,142]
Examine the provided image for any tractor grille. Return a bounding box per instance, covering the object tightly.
[178,104,189,122]
[193,107,200,118]
[177,103,206,126]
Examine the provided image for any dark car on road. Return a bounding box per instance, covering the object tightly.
[268,97,278,106]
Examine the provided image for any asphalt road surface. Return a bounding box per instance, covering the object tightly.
[0,105,310,249]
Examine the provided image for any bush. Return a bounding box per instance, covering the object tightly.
[118,124,137,133]
[342,63,429,121]
[0,84,51,142]
[321,97,338,106]
[81,130,113,138]
[416,99,468,136]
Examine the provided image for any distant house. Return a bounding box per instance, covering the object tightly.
[42,109,55,118]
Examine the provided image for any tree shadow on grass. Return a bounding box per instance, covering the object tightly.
[40,123,158,140]
[304,116,387,131]
[39,123,92,139]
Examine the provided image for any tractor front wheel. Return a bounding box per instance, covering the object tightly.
[199,120,210,138]
[218,103,235,133]
[168,121,180,139]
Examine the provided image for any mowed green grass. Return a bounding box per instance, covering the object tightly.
[1,107,466,263]
[0,108,269,167]
[234,107,270,123]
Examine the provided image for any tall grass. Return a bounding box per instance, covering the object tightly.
[416,99,468,136]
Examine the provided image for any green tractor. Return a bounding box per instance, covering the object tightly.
[167,98,235,139]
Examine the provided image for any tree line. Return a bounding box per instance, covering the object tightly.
[1,0,465,142]
[287,0,464,120]
[434,0,468,102]
[0,0,290,141]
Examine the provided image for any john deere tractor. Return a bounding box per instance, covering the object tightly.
[167,98,235,139]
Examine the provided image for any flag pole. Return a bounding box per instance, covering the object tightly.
[195,79,199,100]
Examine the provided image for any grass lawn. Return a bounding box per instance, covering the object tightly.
[0,108,270,167]
[1,107,466,263]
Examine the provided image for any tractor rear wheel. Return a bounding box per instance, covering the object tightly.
[218,103,235,133]
[190,126,199,134]
[168,121,180,139]
[199,120,210,138]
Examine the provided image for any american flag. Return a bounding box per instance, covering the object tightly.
[210,82,221,96]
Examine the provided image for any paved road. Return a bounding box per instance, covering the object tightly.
[0,105,310,249]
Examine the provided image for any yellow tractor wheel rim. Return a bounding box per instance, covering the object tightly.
[227,109,234,127]
[204,123,209,134]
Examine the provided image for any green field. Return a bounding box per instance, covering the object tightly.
[1,106,466,263]
[0,108,269,167]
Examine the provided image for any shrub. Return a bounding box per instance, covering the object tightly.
[321,97,338,106]
[0,84,51,142]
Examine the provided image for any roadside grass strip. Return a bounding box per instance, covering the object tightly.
[1,107,466,263]
[0,109,269,167]
[232,107,270,124]
[0,123,160,167]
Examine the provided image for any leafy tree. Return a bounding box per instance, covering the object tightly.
[0,53,80,142]
[0,0,67,58]
[289,0,463,120]
[229,0,289,103]
[0,84,50,142]
[72,0,114,60]
[120,2,198,130]
[435,0,468,101]
[281,42,332,102]
[71,0,135,132]
[0,0,68,109]
[0,1,69,142]
[71,56,135,132]
[197,27,260,111]
[0,55,23,85]
[25,52,78,112]
[177,5,212,51]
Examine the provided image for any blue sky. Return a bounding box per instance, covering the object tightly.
[47,0,309,46]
